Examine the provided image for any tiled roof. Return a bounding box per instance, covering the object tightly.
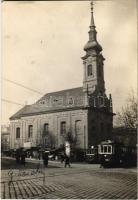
[10,87,85,120]
[37,87,83,103]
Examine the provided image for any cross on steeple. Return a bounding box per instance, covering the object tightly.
[90,1,95,27]
[91,1,93,12]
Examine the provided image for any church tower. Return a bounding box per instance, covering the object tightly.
[82,1,105,97]
[82,1,113,113]
[82,1,114,146]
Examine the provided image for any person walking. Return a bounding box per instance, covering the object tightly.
[100,155,105,168]
[64,155,71,168]
[43,151,49,167]
[15,150,20,164]
[21,150,26,167]
[60,152,65,163]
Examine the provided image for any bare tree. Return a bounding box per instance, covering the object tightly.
[63,126,80,149]
[113,90,137,146]
[115,90,137,129]
[35,127,56,149]
[46,132,57,148]
[36,124,81,150]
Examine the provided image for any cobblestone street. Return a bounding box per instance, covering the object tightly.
[1,157,137,199]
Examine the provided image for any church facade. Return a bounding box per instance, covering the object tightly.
[10,3,114,150]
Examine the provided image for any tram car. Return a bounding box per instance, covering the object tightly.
[85,146,99,163]
[98,140,137,167]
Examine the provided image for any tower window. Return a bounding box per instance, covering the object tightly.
[16,127,20,139]
[61,121,66,135]
[87,65,92,76]
[28,125,33,138]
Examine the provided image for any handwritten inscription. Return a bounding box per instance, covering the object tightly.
[8,167,43,178]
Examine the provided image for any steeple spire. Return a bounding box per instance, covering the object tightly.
[89,1,96,41]
[90,1,95,27]
[83,1,102,53]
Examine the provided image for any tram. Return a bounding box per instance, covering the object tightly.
[98,140,137,167]
[85,146,99,163]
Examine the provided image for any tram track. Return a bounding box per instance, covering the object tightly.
[1,166,136,184]
[1,168,94,183]
[1,167,137,199]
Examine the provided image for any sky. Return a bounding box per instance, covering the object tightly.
[2,0,137,125]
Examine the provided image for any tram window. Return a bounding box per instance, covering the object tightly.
[101,146,103,153]
[104,146,108,153]
[99,145,112,154]
[108,146,111,153]
[122,147,127,152]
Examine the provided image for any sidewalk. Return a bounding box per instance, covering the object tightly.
[1,156,137,172]
[1,156,100,169]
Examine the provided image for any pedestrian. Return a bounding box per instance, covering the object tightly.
[38,152,41,160]
[60,152,65,163]
[21,150,26,167]
[100,155,105,168]
[15,150,20,164]
[43,151,49,167]
[64,155,71,168]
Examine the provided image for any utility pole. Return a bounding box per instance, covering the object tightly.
[84,125,86,151]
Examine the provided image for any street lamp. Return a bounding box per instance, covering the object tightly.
[84,125,86,151]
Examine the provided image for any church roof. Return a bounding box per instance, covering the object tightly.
[10,87,85,120]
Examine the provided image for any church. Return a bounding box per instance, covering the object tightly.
[10,2,114,150]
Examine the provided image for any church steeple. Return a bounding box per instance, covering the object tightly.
[89,1,96,41]
[90,1,95,26]
[82,1,105,96]
[84,1,102,53]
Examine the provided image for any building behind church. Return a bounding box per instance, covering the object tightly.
[10,2,114,151]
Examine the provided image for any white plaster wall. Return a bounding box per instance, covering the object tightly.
[10,109,88,149]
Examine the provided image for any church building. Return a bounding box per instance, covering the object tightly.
[10,2,114,150]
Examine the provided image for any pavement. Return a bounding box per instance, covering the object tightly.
[1,156,137,199]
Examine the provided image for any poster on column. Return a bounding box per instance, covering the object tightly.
[65,141,70,156]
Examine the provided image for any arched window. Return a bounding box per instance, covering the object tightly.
[68,97,74,105]
[87,65,92,76]
[61,121,66,135]
[75,120,81,134]
[28,125,33,138]
[43,123,49,135]
[16,127,20,139]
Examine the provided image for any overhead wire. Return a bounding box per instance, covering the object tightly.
[2,78,44,106]
[2,99,25,106]
[3,78,44,95]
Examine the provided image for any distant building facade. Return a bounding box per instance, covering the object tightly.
[1,125,10,151]
[10,3,114,150]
